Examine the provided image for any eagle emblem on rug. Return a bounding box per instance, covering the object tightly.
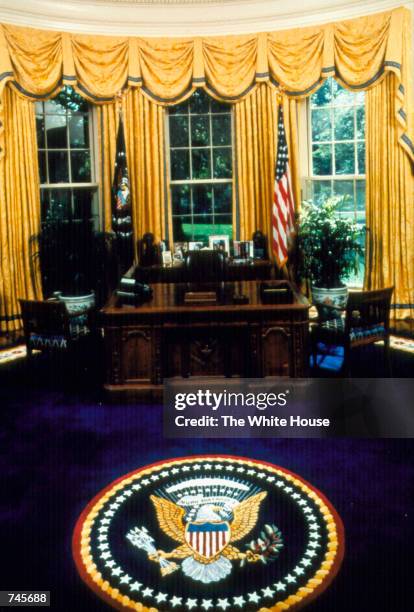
[126,477,283,584]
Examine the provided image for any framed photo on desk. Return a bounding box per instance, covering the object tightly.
[209,234,230,255]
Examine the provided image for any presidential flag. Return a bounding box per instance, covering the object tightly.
[272,105,295,267]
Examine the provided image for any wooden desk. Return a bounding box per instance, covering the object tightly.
[134,259,272,283]
[100,281,309,400]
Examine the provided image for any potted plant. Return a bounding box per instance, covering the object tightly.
[297,196,364,318]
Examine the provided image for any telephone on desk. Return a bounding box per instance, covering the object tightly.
[116,277,153,305]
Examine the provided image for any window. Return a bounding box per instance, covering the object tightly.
[306,78,366,285]
[35,86,99,226]
[168,89,233,243]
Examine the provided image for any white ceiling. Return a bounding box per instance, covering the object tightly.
[0,0,412,36]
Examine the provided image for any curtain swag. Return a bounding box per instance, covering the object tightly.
[0,7,412,161]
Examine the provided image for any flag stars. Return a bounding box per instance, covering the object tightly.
[233,596,245,607]
[129,581,142,591]
[262,587,274,598]
[248,591,261,603]
[142,587,153,598]
[201,599,213,610]
[141,478,150,485]
[286,574,296,584]
[217,598,231,610]
[155,592,168,603]
[294,566,305,575]
[170,595,182,607]
[182,466,191,472]
[120,574,132,584]
[100,552,111,560]
[192,465,201,471]
[185,598,198,610]
[111,567,122,576]
[171,468,180,474]
[160,470,170,477]
[275,581,286,591]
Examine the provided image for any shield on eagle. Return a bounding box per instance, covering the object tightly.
[185,522,231,560]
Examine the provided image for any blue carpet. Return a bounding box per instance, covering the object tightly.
[0,361,413,610]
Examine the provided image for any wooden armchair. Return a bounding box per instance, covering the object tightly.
[310,287,394,375]
[19,298,93,359]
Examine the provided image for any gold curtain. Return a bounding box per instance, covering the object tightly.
[234,85,300,249]
[122,89,167,252]
[365,74,414,319]
[97,103,120,232]
[0,86,42,333]
[0,7,412,160]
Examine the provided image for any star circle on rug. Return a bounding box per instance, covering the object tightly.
[73,455,344,611]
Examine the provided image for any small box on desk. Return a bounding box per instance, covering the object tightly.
[260,281,293,304]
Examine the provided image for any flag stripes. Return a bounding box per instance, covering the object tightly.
[272,105,295,267]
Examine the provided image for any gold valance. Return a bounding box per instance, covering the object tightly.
[0,7,412,160]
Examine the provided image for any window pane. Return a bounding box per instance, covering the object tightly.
[211,99,229,113]
[332,82,354,105]
[171,149,190,180]
[213,183,232,213]
[312,144,332,175]
[69,114,89,148]
[38,152,47,183]
[357,142,365,174]
[173,216,192,241]
[169,115,189,147]
[36,115,45,148]
[335,143,355,174]
[311,109,331,142]
[47,189,71,219]
[356,106,365,139]
[44,99,66,115]
[311,80,332,107]
[356,180,366,212]
[213,147,232,178]
[193,184,213,215]
[191,115,210,146]
[333,180,355,211]
[71,151,91,182]
[73,189,93,220]
[45,114,67,149]
[334,107,354,140]
[190,90,209,114]
[213,215,233,234]
[172,184,190,215]
[169,101,189,115]
[48,151,69,182]
[192,216,214,242]
[312,180,332,205]
[192,148,211,179]
[212,115,231,145]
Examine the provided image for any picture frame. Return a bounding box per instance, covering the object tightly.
[208,235,230,255]
[188,241,204,251]
[162,250,173,266]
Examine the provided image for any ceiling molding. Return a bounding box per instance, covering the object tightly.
[0,0,412,36]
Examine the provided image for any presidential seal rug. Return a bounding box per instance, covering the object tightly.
[73,456,344,611]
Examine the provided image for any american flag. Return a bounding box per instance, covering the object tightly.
[272,105,295,267]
